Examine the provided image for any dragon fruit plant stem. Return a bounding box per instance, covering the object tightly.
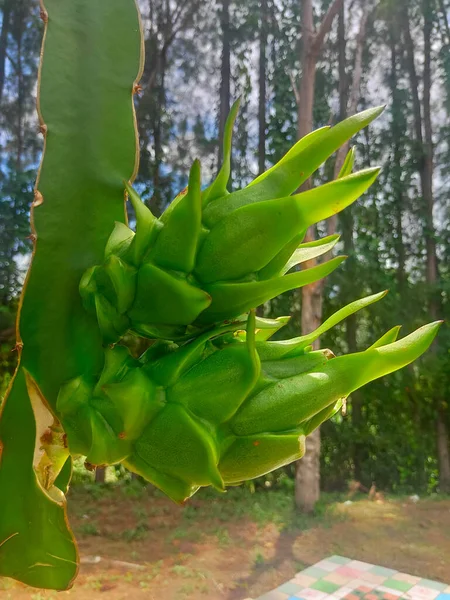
[0,0,441,592]
[0,0,143,589]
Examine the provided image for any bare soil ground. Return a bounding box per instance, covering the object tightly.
[1,485,449,600]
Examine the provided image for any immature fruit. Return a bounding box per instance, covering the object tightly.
[57,300,441,503]
[80,104,383,342]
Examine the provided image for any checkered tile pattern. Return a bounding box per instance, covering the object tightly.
[255,556,450,600]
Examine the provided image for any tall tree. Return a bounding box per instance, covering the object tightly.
[401,0,450,493]
[218,0,231,166]
[294,0,344,513]
[0,0,13,103]
[334,2,371,481]
[136,0,202,215]
[258,0,268,175]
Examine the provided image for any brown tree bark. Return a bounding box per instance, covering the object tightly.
[328,2,369,234]
[136,0,201,214]
[95,467,106,484]
[294,0,344,513]
[218,0,231,167]
[337,2,370,484]
[258,0,268,175]
[438,0,450,45]
[388,21,407,300]
[152,48,167,214]
[402,1,450,493]
[15,1,25,172]
[0,0,13,104]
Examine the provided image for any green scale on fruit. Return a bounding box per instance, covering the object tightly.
[57,305,441,503]
[80,100,383,342]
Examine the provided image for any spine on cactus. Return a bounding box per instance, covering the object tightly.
[0,0,143,590]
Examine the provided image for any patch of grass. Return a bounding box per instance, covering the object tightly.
[178,583,195,594]
[254,549,265,567]
[169,526,202,543]
[171,565,196,578]
[85,575,103,590]
[0,579,13,591]
[147,560,163,578]
[132,505,148,519]
[182,504,198,520]
[121,522,150,541]
[77,521,100,536]
[147,505,166,517]
[215,526,231,547]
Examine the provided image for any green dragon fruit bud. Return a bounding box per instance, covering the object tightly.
[57,301,441,503]
[80,104,383,342]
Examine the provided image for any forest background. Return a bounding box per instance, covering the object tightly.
[0,0,449,509]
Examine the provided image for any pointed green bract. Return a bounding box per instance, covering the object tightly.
[202,98,241,205]
[202,106,385,226]
[255,291,389,361]
[339,147,356,178]
[232,321,441,436]
[150,161,202,272]
[247,127,330,189]
[368,326,402,349]
[280,235,340,275]
[199,256,346,324]
[195,166,378,284]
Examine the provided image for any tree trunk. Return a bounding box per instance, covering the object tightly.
[16,3,25,171]
[258,0,268,176]
[438,0,450,45]
[218,0,231,167]
[331,1,369,186]
[403,1,450,492]
[389,26,406,299]
[294,0,343,513]
[335,2,369,483]
[152,48,166,215]
[0,0,13,104]
[95,467,106,484]
[437,408,450,493]
[423,3,450,494]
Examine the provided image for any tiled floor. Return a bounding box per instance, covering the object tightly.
[255,556,450,600]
